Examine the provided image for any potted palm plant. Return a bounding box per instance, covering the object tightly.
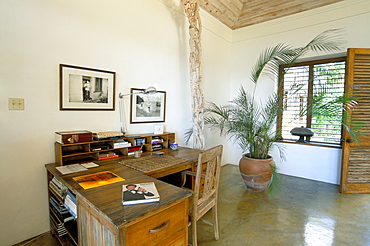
[204,29,349,194]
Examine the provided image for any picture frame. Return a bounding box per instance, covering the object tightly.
[130,88,166,123]
[60,64,116,110]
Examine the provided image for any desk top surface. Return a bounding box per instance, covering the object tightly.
[45,147,200,228]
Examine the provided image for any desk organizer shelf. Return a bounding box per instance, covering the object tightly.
[55,132,175,165]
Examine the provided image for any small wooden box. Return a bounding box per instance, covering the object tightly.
[55,130,92,144]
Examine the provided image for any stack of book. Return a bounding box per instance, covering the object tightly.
[134,138,146,145]
[152,137,163,150]
[50,196,74,223]
[152,144,163,151]
[51,220,68,237]
[151,137,164,144]
[64,190,77,218]
[113,140,131,149]
[98,151,119,160]
[93,131,124,140]
[49,177,67,199]
[50,216,77,238]
[128,146,142,155]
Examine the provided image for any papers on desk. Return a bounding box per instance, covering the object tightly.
[56,164,88,175]
[81,162,99,168]
[56,163,99,175]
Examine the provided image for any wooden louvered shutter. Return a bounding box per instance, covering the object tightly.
[340,48,370,193]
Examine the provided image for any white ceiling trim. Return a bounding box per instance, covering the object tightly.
[200,8,233,43]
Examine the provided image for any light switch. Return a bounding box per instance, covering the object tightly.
[9,98,24,110]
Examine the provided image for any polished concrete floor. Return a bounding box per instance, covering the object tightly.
[17,164,370,246]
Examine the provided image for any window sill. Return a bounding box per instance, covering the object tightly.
[275,140,342,149]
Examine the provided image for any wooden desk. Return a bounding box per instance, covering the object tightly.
[46,147,200,246]
[116,147,202,178]
[100,146,202,178]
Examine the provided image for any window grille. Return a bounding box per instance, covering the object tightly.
[279,58,346,144]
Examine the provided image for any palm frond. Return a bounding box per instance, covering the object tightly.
[268,164,283,197]
[251,29,344,86]
[250,43,295,84]
[304,29,344,53]
[184,128,193,144]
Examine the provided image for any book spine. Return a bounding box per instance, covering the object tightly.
[98,155,119,160]
[52,177,66,190]
[64,195,77,218]
[128,147,142,151]
[49,182,65,199]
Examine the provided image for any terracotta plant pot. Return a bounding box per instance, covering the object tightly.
[239,154,275,192]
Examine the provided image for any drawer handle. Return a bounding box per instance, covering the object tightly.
[149,221,170,233]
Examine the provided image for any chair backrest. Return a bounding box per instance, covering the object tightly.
[193,145,223,207]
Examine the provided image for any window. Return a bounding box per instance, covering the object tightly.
[94,77,103,92]
[277,57,346,144]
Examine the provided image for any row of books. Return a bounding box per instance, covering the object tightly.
[50,213,68,237]
[49,177,67,199]
[50,213,77,240]
[50,196,74,223]
[49,187,77,219]
[64,190,77,218]
[49,177,78,240]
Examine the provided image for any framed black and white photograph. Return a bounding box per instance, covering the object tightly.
[130,88,166,123]
[60,64,116,110]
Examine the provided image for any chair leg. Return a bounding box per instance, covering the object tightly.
[191,216,197,246]
[213,204,219,240]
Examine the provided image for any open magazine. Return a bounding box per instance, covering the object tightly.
[73,171,125,189]
[122,182,160,205]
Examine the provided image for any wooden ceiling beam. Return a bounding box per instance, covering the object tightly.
[199,0,343,30]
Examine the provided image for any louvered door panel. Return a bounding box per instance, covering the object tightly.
[340,48,370,193]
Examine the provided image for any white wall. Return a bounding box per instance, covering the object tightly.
[200,9,232,158]
[0,0,230,245]
[229,0,370,184]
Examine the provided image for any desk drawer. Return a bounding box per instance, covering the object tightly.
[126,200,187,246]
[160,229,187,246]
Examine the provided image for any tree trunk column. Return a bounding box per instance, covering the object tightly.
[182,0,205,150]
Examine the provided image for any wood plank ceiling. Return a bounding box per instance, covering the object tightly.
[199,0,344,30]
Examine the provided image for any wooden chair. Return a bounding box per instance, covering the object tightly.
[181,145,223,246]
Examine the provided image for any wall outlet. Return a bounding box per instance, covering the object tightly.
[9,98,24,110]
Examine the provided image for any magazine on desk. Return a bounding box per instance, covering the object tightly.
[73,171,125,189]
[122,182,160,205]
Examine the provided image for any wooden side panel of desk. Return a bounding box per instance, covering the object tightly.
[78,196,119,246]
